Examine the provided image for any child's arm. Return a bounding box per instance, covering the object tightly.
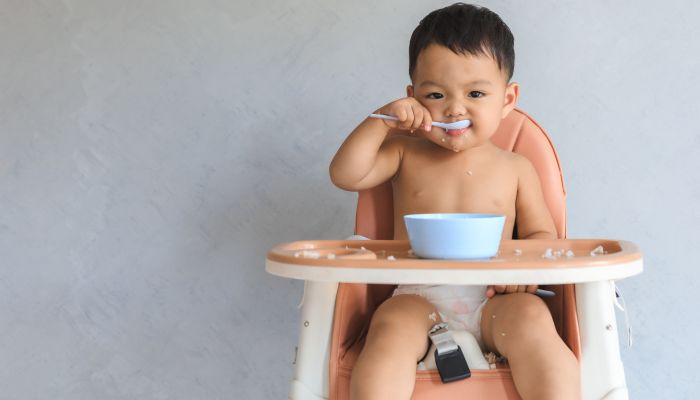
[329,97,432,191]
[486,157,557,298]
[514,156,558,239]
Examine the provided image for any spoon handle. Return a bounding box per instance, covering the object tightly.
[370,113,441,128]
[368,113,400,122]
[369,113,457,130]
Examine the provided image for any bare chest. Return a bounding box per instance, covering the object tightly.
[391,150,518,239]
[394,165,516,212]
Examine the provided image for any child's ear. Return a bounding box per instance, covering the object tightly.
[406,85,414,98]
[501,82,520,119]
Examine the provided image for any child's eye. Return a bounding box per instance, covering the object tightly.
[426,92,444,99]
[468,91,484,98]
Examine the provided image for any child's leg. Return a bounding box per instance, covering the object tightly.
[480,293,581,400]
[350,294,438,400]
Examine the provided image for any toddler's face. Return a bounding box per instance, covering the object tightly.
[408,44,518,152]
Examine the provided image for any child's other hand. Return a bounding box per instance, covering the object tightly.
[375,97,433,133]
[486,285,538,298]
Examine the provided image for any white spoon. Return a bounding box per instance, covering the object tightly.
[369,113,471,130]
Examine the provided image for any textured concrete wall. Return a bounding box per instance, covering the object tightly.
[0,0,697,398]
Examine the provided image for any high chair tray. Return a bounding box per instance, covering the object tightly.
[266,239,642,284]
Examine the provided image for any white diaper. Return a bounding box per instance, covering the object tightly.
[345,236,491,369]
[394,285,490,370]
[393,284,488,347]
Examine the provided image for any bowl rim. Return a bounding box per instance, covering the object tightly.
[404,213,506,221]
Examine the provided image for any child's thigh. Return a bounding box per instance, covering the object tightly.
[366,294,438,356]
[371,294,439,330]
[479,293,556,353]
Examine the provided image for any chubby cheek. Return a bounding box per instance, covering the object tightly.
[423,106,442,122]
[485,118,503,136]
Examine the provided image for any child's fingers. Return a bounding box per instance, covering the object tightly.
[422,111,433,131]
[412,103,432,131]
[506,285,520,293]
[376,108,399,128]
[393,108,411,130]
[511,285,531,293]
[398,108,416,130]
[488,285,538,297]
[410,103,433,131]
[486,285,495,298]
[410,105,425,131]
[395,108,407,124]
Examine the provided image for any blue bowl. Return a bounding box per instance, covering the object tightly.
[404,213,506,259]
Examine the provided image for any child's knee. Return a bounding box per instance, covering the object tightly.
[485,293,556,346]
[504,294,558,342]
[509,292,550,318]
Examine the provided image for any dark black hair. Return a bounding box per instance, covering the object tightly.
[408,3,515,81]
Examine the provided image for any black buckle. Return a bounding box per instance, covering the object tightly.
[428,323,471,383]
[435,346,471,383]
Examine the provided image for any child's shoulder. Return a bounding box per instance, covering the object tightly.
[490,148,538,174]
[497,148,527,163]
[497,149,540,179]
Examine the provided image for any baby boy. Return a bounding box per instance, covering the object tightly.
[330,3,580,399]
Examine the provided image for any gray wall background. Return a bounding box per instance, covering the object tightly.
[1,0,697,399]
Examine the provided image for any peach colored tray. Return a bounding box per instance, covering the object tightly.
[266,239,642,285]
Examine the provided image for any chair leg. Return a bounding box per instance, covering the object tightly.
[290,281,339,400]
[575,281,628,400]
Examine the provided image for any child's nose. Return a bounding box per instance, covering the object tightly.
[445,100,467,117]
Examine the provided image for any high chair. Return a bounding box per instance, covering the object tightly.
[266,109,643,400]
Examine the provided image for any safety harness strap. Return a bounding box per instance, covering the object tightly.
[428,323,471,383]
